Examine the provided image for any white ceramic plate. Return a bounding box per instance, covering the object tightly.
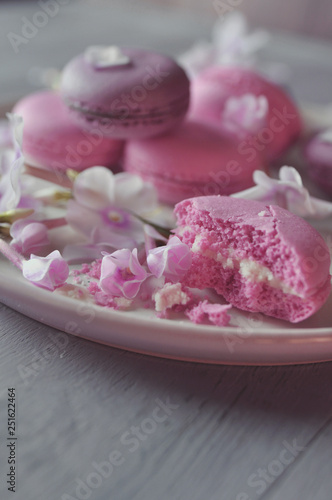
[1,96,332,365]
[1,220,332,366]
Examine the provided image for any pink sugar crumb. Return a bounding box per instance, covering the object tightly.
[87,259,102,279]
[88,282,132,310]
[88,282,100,295]
[71,260,102,279]
[186,301,232,327]
[81,263,90,274]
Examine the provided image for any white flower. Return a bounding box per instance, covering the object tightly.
[22,250,69,290]
[84,46,131,68]
[178,12,270,77]
[213,12,270,66]
[222,94,269,136]
[232,166,332,219]
[65,167,158,258]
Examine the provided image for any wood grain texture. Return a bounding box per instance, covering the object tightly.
[1,302,332,500]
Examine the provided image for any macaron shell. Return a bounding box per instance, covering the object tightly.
[174,196,331,322]
[123,120,266,204]
[190,196,330,293]
[13,91,124,172]
[60,48,190,139]
[189,66,302,162]
[304,134,332,196]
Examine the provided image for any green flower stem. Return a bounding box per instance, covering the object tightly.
[0,208,34,224]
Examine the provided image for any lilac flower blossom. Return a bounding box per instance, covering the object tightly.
[6,113,24,156]
[147,236,192,283]
[22,250,69,290]
[84,45,131,68]
[221,94,269,137]
[100,248,149,299]
[179,12,269,78]
[66,167,158,255]
[212,12,269,67]
[10,219,50,256]
[0,119,13,149]
[0,114,25,212]
[0,149,24,212]
[232,166,332,219]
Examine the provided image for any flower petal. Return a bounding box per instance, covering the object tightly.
[22,250,69,290]
[6,113,23,154]
[0,155,24,212]
[147,236,192,283]
[10,220,49,256]
[100,248,148,299]
[73,166,115,210]
[66,199,102,237]
[114,173,158,214]
[233,167,332,219]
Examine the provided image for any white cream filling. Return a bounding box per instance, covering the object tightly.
[191,234,302,297]
[154,283,190,312]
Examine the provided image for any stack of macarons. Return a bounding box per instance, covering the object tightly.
[11,45,332,323]
[14,44,303,204]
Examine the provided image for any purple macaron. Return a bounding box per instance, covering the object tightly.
[60,46,190,139]
[304,128,332,196]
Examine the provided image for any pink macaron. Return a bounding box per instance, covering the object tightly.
[189,66,303,162]
[175,196,331,323]
[123,120,266,205]
[303,129,332,196]
[60,46,190,139]
[13,91,124,173]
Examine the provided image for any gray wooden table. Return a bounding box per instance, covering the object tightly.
[1,2,332,500]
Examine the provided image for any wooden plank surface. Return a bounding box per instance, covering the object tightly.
[1,302,332,500]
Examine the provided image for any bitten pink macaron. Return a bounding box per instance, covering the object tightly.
[189,66,302,162]
[303,129,332,196]
[60,46,190,139]
[13,90,124,172]
[123,120,266,205]
[175,196,331,323]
